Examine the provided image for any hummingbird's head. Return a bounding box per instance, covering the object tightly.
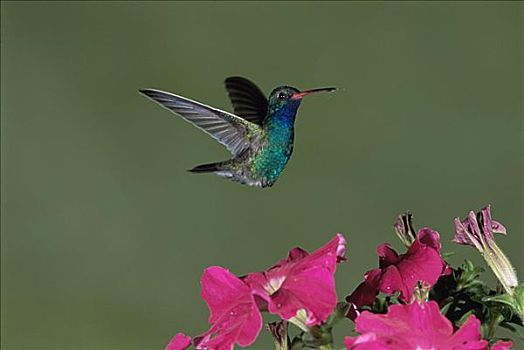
[268,85,337,113]
[268,86,301,109]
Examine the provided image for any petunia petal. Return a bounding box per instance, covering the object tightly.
[246,235,346,326]
[268,266,337,325]
[491,340,513,350]
[417,227,441,250]
[345,281,379,320]
[443,315,488,350]
[165,333,192,350]
[297,234,347,273]
[395,238,444,300]
[194,267,262,350]
[376,244,399,268]
[345,301,487,350]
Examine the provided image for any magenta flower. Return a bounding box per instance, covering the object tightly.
[491,341,513,350]
[166,333,192,350]
[193,267,262,350]
[244,234,346,328]
[344,301,489,350]
[454,205,518,295]
[346,228,448,318]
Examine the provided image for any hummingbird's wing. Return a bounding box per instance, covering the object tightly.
[139,89,261,156]
[224,77,268,126]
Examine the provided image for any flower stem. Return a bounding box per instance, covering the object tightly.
[480,235,518,295]
[318,344,334,350]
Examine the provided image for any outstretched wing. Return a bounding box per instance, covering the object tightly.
[224,77,268,126]
[139,89,261,156]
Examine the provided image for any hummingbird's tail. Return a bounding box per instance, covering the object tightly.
[188,160,263,187]
[188,161,226,173]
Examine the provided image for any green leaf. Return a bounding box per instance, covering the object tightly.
[322,302,349,330]
[514,283,524,321]
[457,310,476,326]
[440,301,453,315]
[441,251,455,260]
[484,293,515,308]
[499,322,517,332]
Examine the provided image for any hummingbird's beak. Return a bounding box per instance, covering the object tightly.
[291,87,336,100]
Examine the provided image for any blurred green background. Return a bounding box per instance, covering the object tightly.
[1,2,522,349]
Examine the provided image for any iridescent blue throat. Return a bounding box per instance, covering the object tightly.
[254,101,302,184]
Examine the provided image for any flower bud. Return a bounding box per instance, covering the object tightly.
[453,205,518,295]
[394,212,416,247]
[267,321,288,350]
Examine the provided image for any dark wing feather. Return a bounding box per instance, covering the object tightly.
[224,77,269,126]
[139,89,261,156]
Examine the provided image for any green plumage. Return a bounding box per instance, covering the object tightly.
[252,104,296,185]
[139,77,335,188]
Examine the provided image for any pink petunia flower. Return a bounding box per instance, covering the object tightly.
[165,333,192,350]
[193,267,263,350]
[244,234,346,328]
[344,301,489,350]
[346,229,448,318]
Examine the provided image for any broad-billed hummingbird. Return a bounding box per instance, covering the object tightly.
[140,77,335,187]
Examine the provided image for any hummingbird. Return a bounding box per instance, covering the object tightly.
[139,77,335,187]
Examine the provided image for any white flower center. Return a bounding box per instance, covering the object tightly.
[265,276,286,295]
[289,309,310,332]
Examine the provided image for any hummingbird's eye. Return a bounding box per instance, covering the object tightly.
[277,92,287,100]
